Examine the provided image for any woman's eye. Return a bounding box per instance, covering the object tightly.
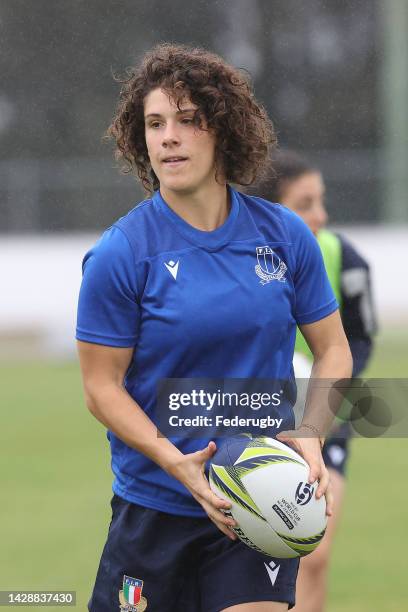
[181,117,193,124]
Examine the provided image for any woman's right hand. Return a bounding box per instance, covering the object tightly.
[169,441,238,541]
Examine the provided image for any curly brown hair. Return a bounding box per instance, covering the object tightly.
[107,43,276,193]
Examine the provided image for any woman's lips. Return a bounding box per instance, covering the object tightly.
[162,157,188,167]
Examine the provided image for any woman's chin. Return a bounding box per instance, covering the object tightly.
[160,179,195,195]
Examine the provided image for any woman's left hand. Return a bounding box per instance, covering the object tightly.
[276,430,333,517]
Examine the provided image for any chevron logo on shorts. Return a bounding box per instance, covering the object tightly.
[264,560,280,586]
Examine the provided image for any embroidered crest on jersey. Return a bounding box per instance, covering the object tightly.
[255,246,287,284]
[119,575,147,611]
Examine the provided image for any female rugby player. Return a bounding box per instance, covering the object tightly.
[76,45,352,612]
[250,150,376,612]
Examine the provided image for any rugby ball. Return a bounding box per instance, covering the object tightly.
[209,434,327,558]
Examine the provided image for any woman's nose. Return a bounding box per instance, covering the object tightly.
[162,121,180,146]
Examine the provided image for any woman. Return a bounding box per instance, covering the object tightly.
[76,45,352,612]
[249,150,376,612]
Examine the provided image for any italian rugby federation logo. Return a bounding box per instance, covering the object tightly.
[119,575,147,611]
[255,246,287,284]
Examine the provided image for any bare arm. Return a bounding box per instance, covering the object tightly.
[77,340,182,471]
[277,310,353,514]
[299,309,353,442]
[77,340,237,539]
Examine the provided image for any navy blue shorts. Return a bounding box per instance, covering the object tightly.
[322,424,351,476]
[89,495,299,612]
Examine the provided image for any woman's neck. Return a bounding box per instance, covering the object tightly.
[160,181,230,232]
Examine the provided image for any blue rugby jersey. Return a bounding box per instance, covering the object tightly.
[76,186,338,516]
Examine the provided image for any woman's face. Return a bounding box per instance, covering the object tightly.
[280,171,328,235]
[144,87,220,197]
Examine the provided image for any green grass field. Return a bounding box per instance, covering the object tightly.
[0,330,407,611]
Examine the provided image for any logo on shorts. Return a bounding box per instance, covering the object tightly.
[255,246,287,284]
[119,575,147,611]
[264,560,280,586]
[327,444,346,466]
[295,482,314,506]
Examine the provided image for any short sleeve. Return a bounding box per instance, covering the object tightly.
[283,208,338,325]
[76,225,140,347]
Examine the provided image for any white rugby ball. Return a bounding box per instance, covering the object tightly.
[209,434,327,558]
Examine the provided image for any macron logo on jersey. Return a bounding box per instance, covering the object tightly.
[264,560,280,586]
[164,260,179,280]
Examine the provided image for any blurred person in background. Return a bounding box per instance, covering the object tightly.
[248,149,377,612]
[76,44,352,612]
